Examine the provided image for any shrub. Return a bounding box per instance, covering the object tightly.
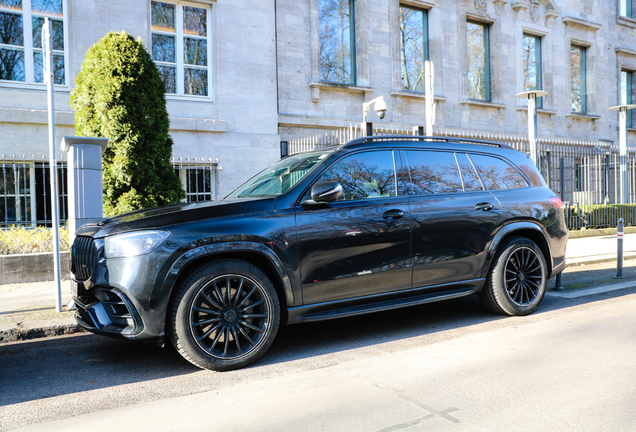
[0,226,69,255]
[70,31,184,216]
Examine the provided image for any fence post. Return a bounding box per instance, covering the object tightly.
[280,141,288,159]
[545,149,551,187]
[616,218,625,279]
[559,157,565,201]
[364,122,373,137]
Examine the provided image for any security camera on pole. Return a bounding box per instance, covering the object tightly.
[609,103,636,204]
[516,90,548,166]
[362,96,387,136]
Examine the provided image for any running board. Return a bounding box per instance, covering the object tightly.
[295,287,478,323]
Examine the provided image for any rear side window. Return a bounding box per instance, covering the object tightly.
[320,150,398,201]
[469,154,529,190]
[403,151,463,194]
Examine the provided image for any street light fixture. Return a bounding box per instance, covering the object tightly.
[609,104,636,204]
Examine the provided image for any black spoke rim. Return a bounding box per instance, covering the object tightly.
[504,247,544,306]
[189,274,270,360]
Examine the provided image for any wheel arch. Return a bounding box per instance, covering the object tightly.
[162,242,294,315]
[483,222,553,279]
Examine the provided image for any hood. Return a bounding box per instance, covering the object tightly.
[75,197,276,238]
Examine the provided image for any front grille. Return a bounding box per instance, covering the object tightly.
[71,236,96,281]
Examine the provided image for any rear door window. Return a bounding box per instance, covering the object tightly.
[469,154,529,190]
[455,153,484,191]
[403,151,463,194]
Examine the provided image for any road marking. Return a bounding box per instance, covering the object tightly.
[547,281,636,299]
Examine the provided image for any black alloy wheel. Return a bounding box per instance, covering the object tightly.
[190,274,269,359]
[503,246,543,307]
[170,260,280,371]
[480,237,547,316]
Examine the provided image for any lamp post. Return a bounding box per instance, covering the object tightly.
[516,90,549,166]
[609,104,636,204]
[362,96,387,136]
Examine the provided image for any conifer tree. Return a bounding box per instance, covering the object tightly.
[71,31,184,216]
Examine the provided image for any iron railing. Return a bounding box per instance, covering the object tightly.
[0,155,219,228]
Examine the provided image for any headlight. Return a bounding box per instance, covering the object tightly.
[104,230,170,258]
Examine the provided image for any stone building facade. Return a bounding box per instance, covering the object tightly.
[277,0,636,144]
[1,0,636,226]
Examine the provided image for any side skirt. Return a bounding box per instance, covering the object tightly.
[287,278,486,324]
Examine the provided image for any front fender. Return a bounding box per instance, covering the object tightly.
[163,241,295,306]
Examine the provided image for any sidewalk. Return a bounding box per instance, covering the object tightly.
[1,232,635,343]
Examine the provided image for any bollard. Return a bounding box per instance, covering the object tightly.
[554,272,563,290]
[616,218,625,279]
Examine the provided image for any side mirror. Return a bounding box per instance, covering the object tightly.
[311,181,343,203]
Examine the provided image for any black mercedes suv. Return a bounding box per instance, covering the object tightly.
[70,136,568,371]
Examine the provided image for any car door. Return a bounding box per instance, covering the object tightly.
[295,150,412,304]
[403,150,503,289]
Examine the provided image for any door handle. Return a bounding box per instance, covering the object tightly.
[383,209,404,220]
[475,202,493,211]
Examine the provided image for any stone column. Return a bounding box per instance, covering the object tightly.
[61,136,108,244]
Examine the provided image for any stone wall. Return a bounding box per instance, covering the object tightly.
[0,252,70,285]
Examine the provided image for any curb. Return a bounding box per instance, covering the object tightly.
[0,323,85,344]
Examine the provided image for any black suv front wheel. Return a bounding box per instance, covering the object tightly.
[169,260,280,371]
[481,237,547,316]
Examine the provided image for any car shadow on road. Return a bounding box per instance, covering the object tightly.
[1,285,633,408]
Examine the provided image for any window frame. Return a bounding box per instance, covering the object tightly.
[621,69,635,128]
[399,4,429,93]
[466,20,491,102]
[150,0,213,100]
[0,0,68,89]
[318,0,356,85]
[621,0,635,18]
[522,33,543,109]
[570,44,587,114]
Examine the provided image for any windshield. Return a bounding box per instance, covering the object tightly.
[227,150,334,198]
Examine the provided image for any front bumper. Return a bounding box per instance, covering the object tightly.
[73,285,143,338]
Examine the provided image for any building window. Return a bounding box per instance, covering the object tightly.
[621,0,635,18]
[0,0,66,85]
[399,5,428,92]
[571,45,587,113]
[151,1,210,97]
[466,21,490,101]
[522,33,543,108]
[319,0,355,84]
[621,70,635,127]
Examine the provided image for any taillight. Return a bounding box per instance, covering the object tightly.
[550,196,564,209]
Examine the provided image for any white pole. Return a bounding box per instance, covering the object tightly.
[425,60,435,137]
[44,18,62,313]
[620,107,629,204]
[528,93,538,165]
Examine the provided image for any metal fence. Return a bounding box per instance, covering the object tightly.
[287,124,636,230]
[0,155,219,228]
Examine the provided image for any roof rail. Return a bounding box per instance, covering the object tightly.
[340,135,514,150]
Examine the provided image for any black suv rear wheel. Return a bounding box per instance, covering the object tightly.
[481,237,547,316]
[169,260,280,371]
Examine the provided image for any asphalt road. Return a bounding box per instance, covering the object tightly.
[1,287,636,431]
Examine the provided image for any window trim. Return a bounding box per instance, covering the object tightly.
[522,33,543,109]
[570,44,587,114]
[466,20,491,102]
[0,0,69,90]
[317,0,356,85]
[151,0,213,100]
[399,3,429,93]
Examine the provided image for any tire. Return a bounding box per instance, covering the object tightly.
[480,237,547,316]
[169,260,280,371]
